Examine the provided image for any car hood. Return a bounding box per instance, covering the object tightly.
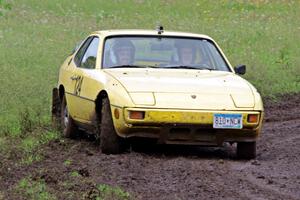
[104,68,255,110]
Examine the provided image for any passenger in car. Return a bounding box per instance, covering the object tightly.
[112,40,135,66]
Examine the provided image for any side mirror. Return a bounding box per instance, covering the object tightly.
[234,65,246,75]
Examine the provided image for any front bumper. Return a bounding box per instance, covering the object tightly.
[112,106,263,146]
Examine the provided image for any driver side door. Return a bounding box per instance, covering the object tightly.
[69,36,100,123]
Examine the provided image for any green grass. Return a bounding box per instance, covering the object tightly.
[70,171,80,177]
[15,177,56,200]
[0,129,59,166]
[19,130,59,164]
[63,159,72,166]
[88,184,131,200]
[0,0,300,134]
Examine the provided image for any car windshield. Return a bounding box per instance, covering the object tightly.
[102,36,230,71]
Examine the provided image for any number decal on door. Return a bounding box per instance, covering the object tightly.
[74,76,84,96]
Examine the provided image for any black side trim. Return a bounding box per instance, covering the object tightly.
[65,91,95,102]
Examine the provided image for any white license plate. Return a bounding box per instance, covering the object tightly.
[213,114,243,129]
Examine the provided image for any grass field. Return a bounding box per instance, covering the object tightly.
[0,0,299,198]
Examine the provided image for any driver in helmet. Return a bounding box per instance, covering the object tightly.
[175,40,196,65]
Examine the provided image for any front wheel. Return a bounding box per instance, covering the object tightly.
[100,98,125,154]
[60,95,78,138]
[237,142,256,159]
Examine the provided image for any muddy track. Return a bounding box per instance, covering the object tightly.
[1,94,300,199]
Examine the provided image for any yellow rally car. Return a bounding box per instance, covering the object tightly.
[52,27,263,159]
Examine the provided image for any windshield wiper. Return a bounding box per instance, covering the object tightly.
[162,65,216,70]
[109,65,156,69]
[164,65,200,69]
[109,64,216,70]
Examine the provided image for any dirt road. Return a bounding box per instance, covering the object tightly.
[1,94,300,199]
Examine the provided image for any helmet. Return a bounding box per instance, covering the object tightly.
[174,39,196,50]
[111,39,135,65]
[174,39,196,63]
[112,39,135,61]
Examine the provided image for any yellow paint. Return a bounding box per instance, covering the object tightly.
[56,29,264,143]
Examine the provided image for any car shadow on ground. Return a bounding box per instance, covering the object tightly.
[129,142,237,160]
[74,131,238,159]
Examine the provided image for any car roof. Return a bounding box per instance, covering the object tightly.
[92,29,214,40]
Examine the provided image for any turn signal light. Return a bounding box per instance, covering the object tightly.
[247,114,259,123]
[129,111,145,120]
[114,108,120,119]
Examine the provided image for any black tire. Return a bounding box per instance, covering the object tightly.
[60,95,78,138]
[100,98,124,154]
[51,88,61,130]
[237,142,256,159]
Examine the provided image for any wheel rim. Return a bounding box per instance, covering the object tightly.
[63,104,69,128]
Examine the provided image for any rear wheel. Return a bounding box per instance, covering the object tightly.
[100,98,125,154]
[60,95,78,138]
[51,88,61,129]
[237,142,256,159]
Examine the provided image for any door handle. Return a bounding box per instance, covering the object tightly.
[70,75,79,81]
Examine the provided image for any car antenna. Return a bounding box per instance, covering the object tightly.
[156,25,164,35]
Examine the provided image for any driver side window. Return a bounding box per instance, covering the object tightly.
[81,37,99,69]
[74,36,100,69]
